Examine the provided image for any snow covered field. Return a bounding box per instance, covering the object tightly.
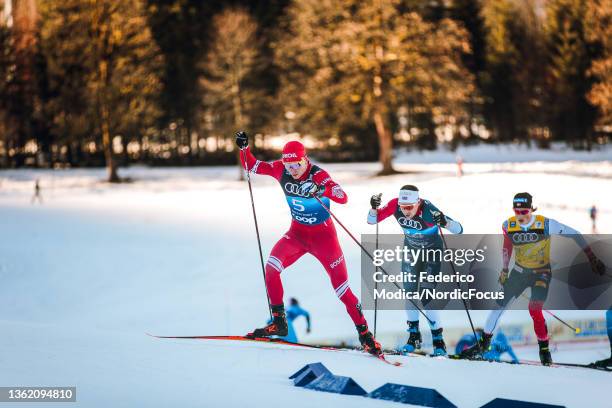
[1,145,611,407]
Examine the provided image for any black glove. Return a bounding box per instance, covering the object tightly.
[235,131,248,150]
[370,193,382,209]
[584,247,605,276]
[432,210,447,227]
[299,181,321,197]
[588,254,605,276]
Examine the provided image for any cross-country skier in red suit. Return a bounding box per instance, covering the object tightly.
[236,131,382,355]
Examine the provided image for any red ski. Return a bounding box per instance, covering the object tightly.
[147,334,402,366]
[146,333,336,350]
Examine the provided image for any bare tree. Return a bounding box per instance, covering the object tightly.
[200,8,264,180]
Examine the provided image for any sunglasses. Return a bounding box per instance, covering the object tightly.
[284,161,304,170]
[400,203,417,210]
[513,208,531,215]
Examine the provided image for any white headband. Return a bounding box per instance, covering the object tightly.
[398,189,419,205]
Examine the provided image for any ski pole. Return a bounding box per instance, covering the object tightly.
[373,194,381,338]
[312,195,434,326]
[438,227,481,353]
[241,148,273,321]
[519,294,581,334]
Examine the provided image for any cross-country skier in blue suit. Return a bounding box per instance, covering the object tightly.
[368,185,463,356]
[267,298,311,343]
[285,298,311,343]
[455,330,519,363]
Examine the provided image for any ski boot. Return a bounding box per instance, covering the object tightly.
[246,304,288,338]
[590,357,612,369]
[459,332,492,359]
[356,324,382,356]
[431,328,447,356]
[538,340,552,366]
[401,321,422,354]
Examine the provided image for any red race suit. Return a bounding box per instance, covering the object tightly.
[240,147,367,326]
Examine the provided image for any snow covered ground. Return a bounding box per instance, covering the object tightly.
[2,322,609,408]
[1,144,611,407]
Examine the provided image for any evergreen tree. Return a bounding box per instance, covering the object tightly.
[7,0,40,166]
[544,0,598,146]
[585,0,611,129]
[199,7,270,179]
[481,0,544,142]
[0,7,13,165]
[147,0,217,158]
[274,0,474,174]
[40,0,163,181]
[448,0,487,140]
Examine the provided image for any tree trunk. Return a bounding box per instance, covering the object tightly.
[101,103,119,183]
[97,50,119,182]
[121,135,129,166]
[232,67,245,181]
[373,110,396,175]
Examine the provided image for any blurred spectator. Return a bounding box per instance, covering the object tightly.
[456,155,464,178]
[589,205,597,233]
[31,179,43,205]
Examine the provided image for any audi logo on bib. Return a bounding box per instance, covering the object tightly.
[284,182,310,197]
[397,217,422,230]
[512,232,540,243]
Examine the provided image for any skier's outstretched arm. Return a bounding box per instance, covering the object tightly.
[239,146,284,179]
[429,202,462,233]
[442,216,463,234]
[300,307,311,332]
[312,169,348,204]
[236,132,284,180]
[367,198,397,224]
[292,306,311,333]
[506,345,519,363]
[547,219,588,249]
[548,218,605,274]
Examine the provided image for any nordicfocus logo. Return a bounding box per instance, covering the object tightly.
[284,182,310,197]
[397,217,422,230]
[512,232,540,243]
[282,153,298,160]
[330,255,344,269]
[295,215,317,224]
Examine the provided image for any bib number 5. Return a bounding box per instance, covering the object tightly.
[292,198,305,212]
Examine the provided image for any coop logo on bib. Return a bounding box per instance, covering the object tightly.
[294,215,317,224]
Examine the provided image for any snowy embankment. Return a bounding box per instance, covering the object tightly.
[1,144,611,407]
[3,319,610,408]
